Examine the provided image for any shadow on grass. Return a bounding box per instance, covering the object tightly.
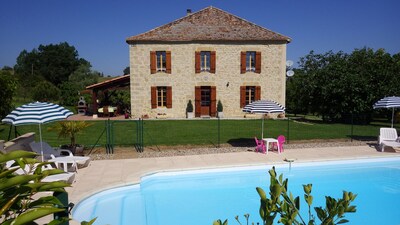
[227,138,254,147]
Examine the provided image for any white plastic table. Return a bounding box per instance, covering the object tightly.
[48,157,81,172]
[262,138,280,154]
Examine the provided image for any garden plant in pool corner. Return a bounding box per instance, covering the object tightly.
[214,167,357,225]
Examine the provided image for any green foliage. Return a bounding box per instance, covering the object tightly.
[13,42,92,104]
[217,100,223,112]
[0,150,70,224]
[47,121,93,148]
[0,69,17,119]
[59,64,100,106]
[123,66,130,75]
[287,48,400,123]
[32,80,60,102]
[109,90,131,112]
[186,100,194,112]
[214,167,357,225]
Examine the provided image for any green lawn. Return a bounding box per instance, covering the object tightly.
[1,118,395,148]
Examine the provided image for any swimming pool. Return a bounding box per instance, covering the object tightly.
[72,157,400,225]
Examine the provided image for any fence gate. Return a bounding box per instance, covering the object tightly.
[103,119,144,154]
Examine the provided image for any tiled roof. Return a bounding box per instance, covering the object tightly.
[86,75,130,90]
[126,6,291,43]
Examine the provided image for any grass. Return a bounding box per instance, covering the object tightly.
[1,118,396,148]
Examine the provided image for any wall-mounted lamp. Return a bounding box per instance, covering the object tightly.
[226,82,230,87]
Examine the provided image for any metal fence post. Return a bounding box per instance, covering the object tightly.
[287,115,290,144]
[218,117,220,148]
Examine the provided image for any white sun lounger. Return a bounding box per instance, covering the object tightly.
[378,128,400,152]
[6,161,75,184]
[29,142,91,172]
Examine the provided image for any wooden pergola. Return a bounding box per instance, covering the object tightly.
[85,75,130,114]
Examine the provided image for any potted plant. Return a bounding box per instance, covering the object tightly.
[48,121,92,155]
[217,100,224,118]
[186,100,194,118]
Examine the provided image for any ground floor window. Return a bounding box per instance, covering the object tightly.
[157,86,167,107]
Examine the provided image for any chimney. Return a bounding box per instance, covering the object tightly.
[186,9,192,16]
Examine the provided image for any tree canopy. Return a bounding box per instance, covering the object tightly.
[286,47,400,123]
[0,69,17,118]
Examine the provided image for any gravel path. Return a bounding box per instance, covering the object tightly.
[88,140,375,160]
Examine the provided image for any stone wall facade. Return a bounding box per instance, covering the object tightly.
[129,42,287,119]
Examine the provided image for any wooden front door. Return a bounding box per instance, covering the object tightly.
[195,86,216,117]
[200,87,211,116]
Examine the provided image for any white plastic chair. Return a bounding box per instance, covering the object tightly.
[378,128,400,152]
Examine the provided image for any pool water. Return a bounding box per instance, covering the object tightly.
[72,158,400,225]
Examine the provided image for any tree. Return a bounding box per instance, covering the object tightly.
[31,80,60,102]
[0,69,17,119]
[14,42,89,87]
[60,64,100,106]
[123,66,130,75]
[287,48,400,123]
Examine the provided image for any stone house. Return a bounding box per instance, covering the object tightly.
[126,6,291,119]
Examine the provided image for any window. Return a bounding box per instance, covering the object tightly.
[246,52,256,72]
[150,51,171,74]
[151,86,172,108]
[195,51,216,73]
[157,86,167,107]
[240,86,261,107]
[245,86,256,105]
[241,51,261,74]
[156,51,167,72]
[200,51,211,71]
[201,88,211,106]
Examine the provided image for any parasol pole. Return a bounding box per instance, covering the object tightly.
[39,123,44,161]
[392,108,394,128]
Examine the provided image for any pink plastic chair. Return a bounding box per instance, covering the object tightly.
[254,137,266,153]
[276,135,286,153]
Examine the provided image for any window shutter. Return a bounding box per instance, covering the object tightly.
[151,86,157,108]
[166,86,172,108]
[195,86,201,117]
[166,51,171,74]
[150,51,156,74]
[240,52,246,74]
[210,86,216,117]
[210,51,216,73]
[195,51,201,73]
[256,86,261,100]
[240,86,246,108]
[255,51,261,73]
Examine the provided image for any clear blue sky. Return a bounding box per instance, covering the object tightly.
[1,0,399,76]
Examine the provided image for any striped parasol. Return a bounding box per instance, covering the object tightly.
[373,96,400,128]
[2,102,73,160]
[243,100,285,138]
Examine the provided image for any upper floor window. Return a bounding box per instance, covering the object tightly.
[195,51,216,73]
[200,51,211,71]
[156,51,167,72]
[246,52,256,72]
[241,51,261,74]
[150,51,171,74]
